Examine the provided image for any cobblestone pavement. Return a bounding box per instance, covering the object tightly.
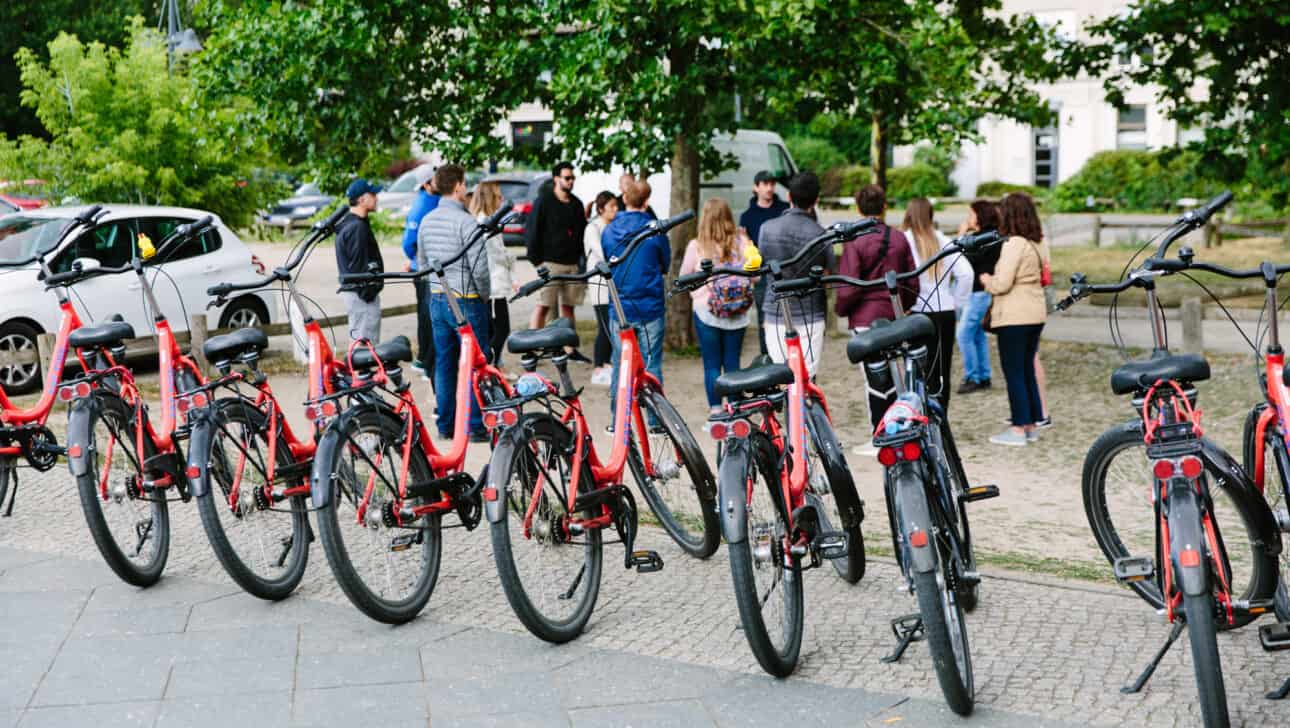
[1,466,1288,727]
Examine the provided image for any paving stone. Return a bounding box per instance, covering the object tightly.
[178,624,300,664]
[0,558,122,593]
[165,656,296,698]
[30,648,172,707]
[295,650,422,691]
[155,692,292,728]
[0,591,88,619]
[292,684,429,727]
[16,701,160,728]
[703,675,904,727]
[419,627,582,680]
[71,605,189,639]
[0,547,57,573]
[430,712,570,728]
[568,699,716,728]
[0,641,60,710]
[427,670,563,718]
[0,711,17,728]
[82,577,236,612]
[551,650,736,708]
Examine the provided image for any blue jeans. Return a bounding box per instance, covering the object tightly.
[430,295,490,438]
[996,324,1044,426]
[609,315,664,420]
[956,291,992,383]
[694,315,744,408]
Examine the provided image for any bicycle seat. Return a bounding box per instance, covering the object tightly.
[350,335,412,370]
[846,314,935,364]
[1110,353,1210,395]
[508,320,579,354]
[203,327,268,365]
[714,363,794,398]
[69,321,135,349]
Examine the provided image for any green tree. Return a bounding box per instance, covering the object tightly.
[0,18,277,226]
[1074,1,1290,211]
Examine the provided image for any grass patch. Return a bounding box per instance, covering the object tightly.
[863,541,1113,584]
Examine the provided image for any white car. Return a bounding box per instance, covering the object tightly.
[0,205,278,393]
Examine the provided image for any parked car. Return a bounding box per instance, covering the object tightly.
[481,171,552,248]
[0,198,17,216]
[379,165,487,221]
[0,205,278,394]
[260,183,333,228]
[0,180,50,211]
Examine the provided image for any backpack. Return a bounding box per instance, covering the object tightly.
[707,273,755,319]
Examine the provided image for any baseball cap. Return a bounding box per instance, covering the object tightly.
[346,178,383,203]
[753,170,776,185]
[412,164,435,188]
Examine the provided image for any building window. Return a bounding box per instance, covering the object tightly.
[1034,128,1058,188]
[511,121,552,155]
[1117,106,1148,150]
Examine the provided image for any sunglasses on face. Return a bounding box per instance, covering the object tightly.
[560,175,575,182]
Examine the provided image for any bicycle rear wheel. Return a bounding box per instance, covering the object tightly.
[194,398,309,601]
[72,393,170,586]
[726,433,803,677]
[314,406,442,624]
[627,386,719,558]
[1083,422,1276,624]
[489,413,602,643]
[803,400,865,583]
[930,417,978,611]
[0,456,14,514]
[1183,592,1229,727]
[1241,404,1290,622]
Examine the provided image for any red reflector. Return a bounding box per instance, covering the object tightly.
[67,444,82,458]
[192,391,208,408]
[500,408,519,427]
[709,422,728,441]
[1180,456,1203,479]
[731,419,752,438]
[185,465,200,479]
[58,387,74,402]
[321,401,338,417]
[483,487,498,502]
[304,406,318,420]
[74,381,91,398]
[1153,460,1175,480]
[176,397,191,415]
[877,447,897,467]
[483,412,500,430]
[1179,548,1201,568]
[513,202,532,215]
[909,530,929,548]
[901,442,922,461]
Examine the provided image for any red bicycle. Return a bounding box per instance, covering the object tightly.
[307,204,516,623]
[61,217,217,586]
[184,207,351,600]
[0,206,114,516]
[483,210,720,643]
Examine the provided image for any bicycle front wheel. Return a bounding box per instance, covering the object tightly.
[490,413,602,643]
[1241,404,1290,622]
[1183,592,1229,727]
[194,398,310,601]
[0,455,14,513]
[314,406,442,624]
[726,433,803,677]
[803,400,865,583]
[628,386,719,558]
[72,393,170,586]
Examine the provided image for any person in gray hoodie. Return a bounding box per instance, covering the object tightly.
[417,164,491,441]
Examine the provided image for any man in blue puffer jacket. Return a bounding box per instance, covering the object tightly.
[402,165,439,382]
[599,178,669,420]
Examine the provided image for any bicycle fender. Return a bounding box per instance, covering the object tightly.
[485,426,523,525]
[1201,437,1283,558]
[1166,484,1210,598]
[717,438,752,544]
[65,398,96,478]
[184,408,214,498]
[893,463,937,574]
[309,416,352,510]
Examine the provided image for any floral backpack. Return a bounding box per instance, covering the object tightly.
[707,258,755,318]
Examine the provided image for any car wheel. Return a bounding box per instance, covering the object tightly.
[0,320,42,395]
[218,297,270,331]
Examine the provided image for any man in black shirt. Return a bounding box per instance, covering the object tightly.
[525,161,587,334]
[739,170,789,355]
[335,178,385,343]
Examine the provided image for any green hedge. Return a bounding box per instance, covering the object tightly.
[974,180,1051,199]
[887,164,956,203]
[1050,149,1226,212]
[785,136,847,178]
[821,164,871,199]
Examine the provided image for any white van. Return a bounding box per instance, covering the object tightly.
[573,129,797,218]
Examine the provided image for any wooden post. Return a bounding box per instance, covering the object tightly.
[1203,220,1215,249]
[36,333,54,379]
[1181,298,1204,354]
[189,314,210,375]
[1091,214,1102,248]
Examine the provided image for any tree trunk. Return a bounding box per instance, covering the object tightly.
[664,133,700,350]
[870,111,887,191]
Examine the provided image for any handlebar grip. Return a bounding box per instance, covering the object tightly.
[74,205,103,226]
[207,283,233,296]
[657,209,695,233]
[955,229,1003,251]
[1199,190,1233,222]
[511,278,546,302]
[773,276,818,294]
[45,269,82,286]
[339,272,373,284]
[1054,295,1077,312]
[672,271,710,292]
[833,218,878,240]
[484,199,513,230]
[315,204,349,232]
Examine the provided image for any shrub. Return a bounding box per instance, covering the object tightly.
[820,164,873,200]
[1051,149,1226,212]
[887,164,956,203]
[912,145,958,179]
[785,136,846,177]
[975,181,1051,199]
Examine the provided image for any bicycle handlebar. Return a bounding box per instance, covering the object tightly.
[771,230,1003,296]
[207,200,348,298]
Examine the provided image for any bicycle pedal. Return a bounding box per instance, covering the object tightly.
[815,531,848,560]
[959,570,980,587]
[890,613,925,642]
[1260,623,1290,652]
[405,471,474,500]
[1233,598,1276,617]
[961,484,999,503]
[389,532,420,552]
[628,549,664,573]
[1113,555,1155,583]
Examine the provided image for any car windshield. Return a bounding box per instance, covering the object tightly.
[0,215,71,263]
[496,181,534,202]
[386,169,421,194]
[295,183,321,196]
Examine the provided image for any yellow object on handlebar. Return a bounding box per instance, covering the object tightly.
[742,242,762,271]
[138,233,156,260]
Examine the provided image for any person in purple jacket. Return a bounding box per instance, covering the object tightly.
[837,184,920,432]
[401,165,439,381]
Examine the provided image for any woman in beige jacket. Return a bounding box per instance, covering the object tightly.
[980,193,1050,446]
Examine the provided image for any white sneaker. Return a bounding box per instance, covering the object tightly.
[990,429,1028,447]
[590,367,612,386]
[851,441,880,457]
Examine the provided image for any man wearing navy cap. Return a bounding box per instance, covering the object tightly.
[336,178,385,343]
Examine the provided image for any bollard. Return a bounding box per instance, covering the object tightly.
[1181,298,1204,354]
[1091,214,1102,248]
[189,314,210,375]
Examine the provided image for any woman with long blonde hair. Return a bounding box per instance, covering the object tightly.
[900,197,973,410]
[469,181,515,372]
[679,197,755,416]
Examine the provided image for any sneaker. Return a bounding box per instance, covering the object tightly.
[1036,416,1053,429]
[979,378,993,390]
[590,367,612,386]
[410,361,426,374]
[989,429,1028,447]
[956,380,979,395]
[568,349,592,364]
[851,441,880,457]
[1025,429,1039,443]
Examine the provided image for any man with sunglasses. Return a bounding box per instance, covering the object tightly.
[525,161,588,351]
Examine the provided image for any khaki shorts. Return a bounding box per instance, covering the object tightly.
[538,262,587,308]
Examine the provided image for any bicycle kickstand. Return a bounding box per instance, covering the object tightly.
[1122,620,1186,694]
[880,613,925,664]
[1267,676,1290,701]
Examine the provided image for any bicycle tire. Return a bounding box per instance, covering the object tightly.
[914,568,974,716]
[314,406,442,624]
[0,456,13,513]
[194,398,309,601]
[1183,592,1230,727]
[931,417,979,612]
[803,400,865,583]
[489,412,602,643]
[1240,404,1290,622]
[726,432,804,677]
[72,393,170,587]
[1083,422,1275,625]
[627,386,719,559]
